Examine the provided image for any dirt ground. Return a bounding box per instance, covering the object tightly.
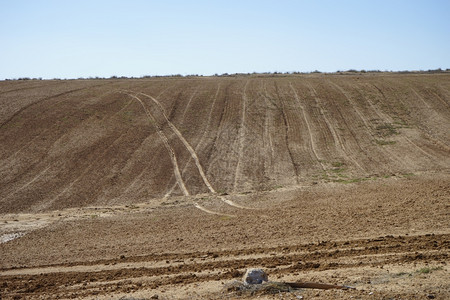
[1,74,449,213]
[0,74,449,299]
[1,173,448,299]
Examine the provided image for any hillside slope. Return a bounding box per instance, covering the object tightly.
[1,74,449,213]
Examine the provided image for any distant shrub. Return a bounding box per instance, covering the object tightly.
[426,68,443,73]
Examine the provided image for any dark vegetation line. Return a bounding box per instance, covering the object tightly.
[3,69,449,81]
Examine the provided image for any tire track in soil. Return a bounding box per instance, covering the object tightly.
[232,80,249,193]
[0,88,135,197]
[0,90,138,199]
[430,90,450,109]
[136,90,252,210]
[274,82,300,184]
[0,150,52,201]
[31,132,128,212]
[202,83,230,178]
[136,91,216,194]
[372,82,447,161]
[165,83,221,198]
[259,82,299,184]
[327,80,392,172]
[409,87,450,131]
[180,85,200,121]
[276,82,323,179]
[110,135,166,205]
[409,84,450,112]
[289,82,326,172]
[132,84,250,210]
[0,128,50,172]
[353,83,414,171]
[329,81,410,173]
[0,88,132,165]
[204,81,245,193]
[303,81,364,172]
[0,83,111,129]
[437,84,450,101]
[407,88,450,153]
[2,166,51,201]
[324,80,379,174]
[1,234,447,299]
[122,93,190,196]
[290,83,336,167]
[93,94,164,204]
[123,91,247,214]
[193,202,235,217]
[261,81,276,178]
[18,89,152,208]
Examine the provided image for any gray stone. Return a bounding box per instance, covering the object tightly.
[242,268,268,284]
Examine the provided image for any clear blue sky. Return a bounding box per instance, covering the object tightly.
[1,0,449,79]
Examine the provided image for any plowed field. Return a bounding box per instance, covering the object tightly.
[1,73,449,299]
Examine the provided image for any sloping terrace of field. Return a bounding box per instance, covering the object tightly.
[1,74,449,213]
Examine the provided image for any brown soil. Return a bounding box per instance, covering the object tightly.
[0,74,449,299]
